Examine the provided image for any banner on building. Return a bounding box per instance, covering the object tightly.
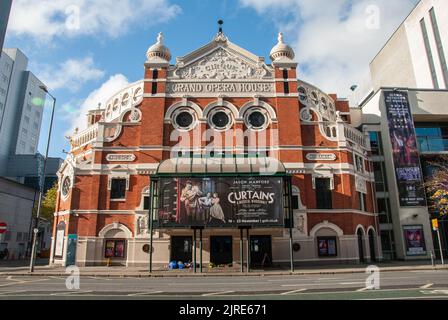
[384,91,426,207]
[156,177,285,228]
[403,225,427,256]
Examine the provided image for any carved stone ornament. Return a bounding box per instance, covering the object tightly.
[128,108,142,123]
[175,48,269,80]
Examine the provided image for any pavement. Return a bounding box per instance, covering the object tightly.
[0,269,448,300]
[0,259,447,277]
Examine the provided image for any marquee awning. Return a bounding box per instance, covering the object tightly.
[155,157,286,176]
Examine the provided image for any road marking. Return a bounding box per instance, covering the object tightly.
[0,290,27,295]
[50,290,93,296]
[280,288,307,295]
[0,278,47,287]
[127,291,164,296]
[356,287,372,292]
[202,290,235,296]
[420,283,434,289]
[421,289,448,295]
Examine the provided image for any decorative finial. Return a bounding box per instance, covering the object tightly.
[278,32,284,44]
[157,32,164,44]
[218,19,224,33]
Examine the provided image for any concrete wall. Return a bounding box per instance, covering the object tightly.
[0,177,37,259]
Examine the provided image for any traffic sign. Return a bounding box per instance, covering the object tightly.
[432,219,439,231]
[0,222,7,234]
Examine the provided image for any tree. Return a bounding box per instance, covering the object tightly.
[33,183,58,222]
[424,155,448,217]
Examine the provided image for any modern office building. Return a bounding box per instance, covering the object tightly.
[0,49,47,162]
[350,0,448,260]
[51,31,379,268]
[0,0,12,56]
[0,47,62,260]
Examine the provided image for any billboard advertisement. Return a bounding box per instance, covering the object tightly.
[156,177,284,228]
[403,225,426,256]
[384,91,426,207]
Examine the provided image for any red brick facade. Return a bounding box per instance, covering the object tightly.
[52,32,380,267]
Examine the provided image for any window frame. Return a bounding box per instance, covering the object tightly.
[110,178,127,200]
[315,178,333,209]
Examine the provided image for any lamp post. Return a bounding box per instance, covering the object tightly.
[29,85,56,273]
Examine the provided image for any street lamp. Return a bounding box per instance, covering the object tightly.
[29,85,56,273]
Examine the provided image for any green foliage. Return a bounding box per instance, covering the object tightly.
[424,156,448,217]
[33,183,58,222]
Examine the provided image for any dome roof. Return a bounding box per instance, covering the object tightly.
[146,32,171,62]
[270,32,295,62]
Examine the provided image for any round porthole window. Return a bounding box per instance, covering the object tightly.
[172,108,197,131]
[245,109,269,131]
[248,112,266,128]
[61,176,71,198]
[175,112,194,129]
[210,111,231,130]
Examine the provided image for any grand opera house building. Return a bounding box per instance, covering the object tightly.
[51,29,380,269]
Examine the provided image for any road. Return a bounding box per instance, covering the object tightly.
[0,270,447,300]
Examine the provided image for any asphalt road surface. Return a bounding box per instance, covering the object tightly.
[0,270,448,300]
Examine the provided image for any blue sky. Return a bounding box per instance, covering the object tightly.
[4,0,419,159]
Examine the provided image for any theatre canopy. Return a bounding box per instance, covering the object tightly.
[149,157,293,228]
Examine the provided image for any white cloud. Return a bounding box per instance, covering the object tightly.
[239,0,419,97]
[64,74,130,134]
[36,56,105,92]
[8,0,181,41]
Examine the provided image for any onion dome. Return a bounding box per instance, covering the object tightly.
[146,32,171,62]
[270,32,295,61]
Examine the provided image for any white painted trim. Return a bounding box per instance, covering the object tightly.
[355,224,366,235]
[310,221,344,237]
[165,100,203,121]
[203,100,240,120]
[98,222,133,238]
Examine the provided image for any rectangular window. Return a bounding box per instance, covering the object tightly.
[369,131,384,155]
[317,236,338,257]
[152,69,159,80]
[104,240,126,258]
[316,178,332,209]
[282,69,288,79]
[110,179,126,200]
[284,82,290,94]
[429,8,448,88]
[143,196,150,210]
[420,18,439,89]
[151,82,158,95]
[292,195,299,210]
[358,192,366,211]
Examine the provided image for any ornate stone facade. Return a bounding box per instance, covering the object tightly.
[52,31,380,268]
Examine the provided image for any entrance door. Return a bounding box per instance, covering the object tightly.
[368,230,377,262]
[250,236,272,268]
[357,229,365,263]
[170,236,192,263]
[210,236,233,266]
